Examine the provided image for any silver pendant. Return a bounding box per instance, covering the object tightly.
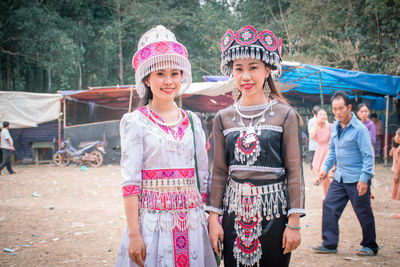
[269,111,275,116]
[244,134,256,145]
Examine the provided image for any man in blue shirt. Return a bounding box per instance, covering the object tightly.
[313,91,378,256]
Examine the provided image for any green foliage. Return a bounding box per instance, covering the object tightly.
[0,0,399,92]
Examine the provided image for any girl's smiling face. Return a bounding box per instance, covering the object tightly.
[232,58,271,99]
[145,68,182,102]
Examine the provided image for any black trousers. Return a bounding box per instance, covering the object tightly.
[322,179,378,253]
[0,149,14,173]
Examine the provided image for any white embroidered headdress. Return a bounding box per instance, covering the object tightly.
[132,25,192,98]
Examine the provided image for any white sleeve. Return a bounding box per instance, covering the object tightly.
[120,112,143,197]
[191,113,209,194]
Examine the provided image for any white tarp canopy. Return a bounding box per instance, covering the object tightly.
[0,91,62,129]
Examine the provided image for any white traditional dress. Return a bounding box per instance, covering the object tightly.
[115,106,216,267]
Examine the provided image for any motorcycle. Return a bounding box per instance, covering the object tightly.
[53,139,105,167]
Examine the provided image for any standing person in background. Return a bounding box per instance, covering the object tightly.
[371,113,383,161]
[308,106,320,170]
[0,121,16,175]
[310,109,332,198]
[357,103,376,146]
[208,25,305,267]
[390,129,400,219]
[313,91,378,257]
[115,25,216,267]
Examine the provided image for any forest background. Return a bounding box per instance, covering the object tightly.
[1,0,399,93]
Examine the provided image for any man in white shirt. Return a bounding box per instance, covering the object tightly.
[0,121,16,175]
[308,106,320,170]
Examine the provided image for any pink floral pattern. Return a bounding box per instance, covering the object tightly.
[221,29,235,52]
[122,184,141,197]
[277,38,283,57]
[173,218,190,267]
[235,25,257,46]
[259,30,277,52]
[132,41,188,72]
[142,168,195,180]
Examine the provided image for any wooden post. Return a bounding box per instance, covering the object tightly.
[63,98,66,130]
[384,95,389,167]
[128,86,133,112]
[319,71,324,109]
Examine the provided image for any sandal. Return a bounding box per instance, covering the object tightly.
[356,247,376,256]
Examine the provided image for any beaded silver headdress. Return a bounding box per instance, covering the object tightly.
[220,25,283,78]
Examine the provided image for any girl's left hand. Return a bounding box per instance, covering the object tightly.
[282,227,301,254]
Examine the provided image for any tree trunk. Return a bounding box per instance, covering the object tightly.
[16,55,20,91]
[25,60,31,92]
[48,65,52,92]
[6,55,11,90]
[0,56,3,90]
[43,69,46,92]
[116,0,124,85]
[78,63,82,90]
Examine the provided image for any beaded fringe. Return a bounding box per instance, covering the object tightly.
[220,46,282,77]
[140,207,206,232]
[223,178,287,267]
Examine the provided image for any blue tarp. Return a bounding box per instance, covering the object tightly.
[279,63,400,97]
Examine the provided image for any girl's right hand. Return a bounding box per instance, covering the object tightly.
[208,212,224,256]
[129,232,146,267]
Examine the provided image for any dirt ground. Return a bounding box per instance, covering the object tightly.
[0,162,399,267]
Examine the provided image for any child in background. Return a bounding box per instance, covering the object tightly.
[390,128,400,219]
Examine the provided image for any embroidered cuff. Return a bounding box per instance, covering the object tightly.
[122,184,141,197]
[205,206,223,215]
[287,208,306,216]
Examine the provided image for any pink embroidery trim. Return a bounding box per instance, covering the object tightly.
[122,184,141,197]
[138,106,189,140]
[173,219,190,267]
[132,41,188,71]
[142,168,195,180]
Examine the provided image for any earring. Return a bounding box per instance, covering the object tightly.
[263,79,271,100]
[232,85,241,102]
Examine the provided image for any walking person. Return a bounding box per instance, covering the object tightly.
[115,25,216,267]
[207,25,305,267]
[0,121,16,175]
[313,91,378,256]
[309,109,332,198]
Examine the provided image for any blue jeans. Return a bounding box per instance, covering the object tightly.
[0,149,14,173]
[322,179,378,253]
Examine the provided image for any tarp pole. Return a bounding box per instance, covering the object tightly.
[128,86,133,112]
[58,112,61,150]
[384,95,390,167]
[319,71,324,108]
[63,98,66,130]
